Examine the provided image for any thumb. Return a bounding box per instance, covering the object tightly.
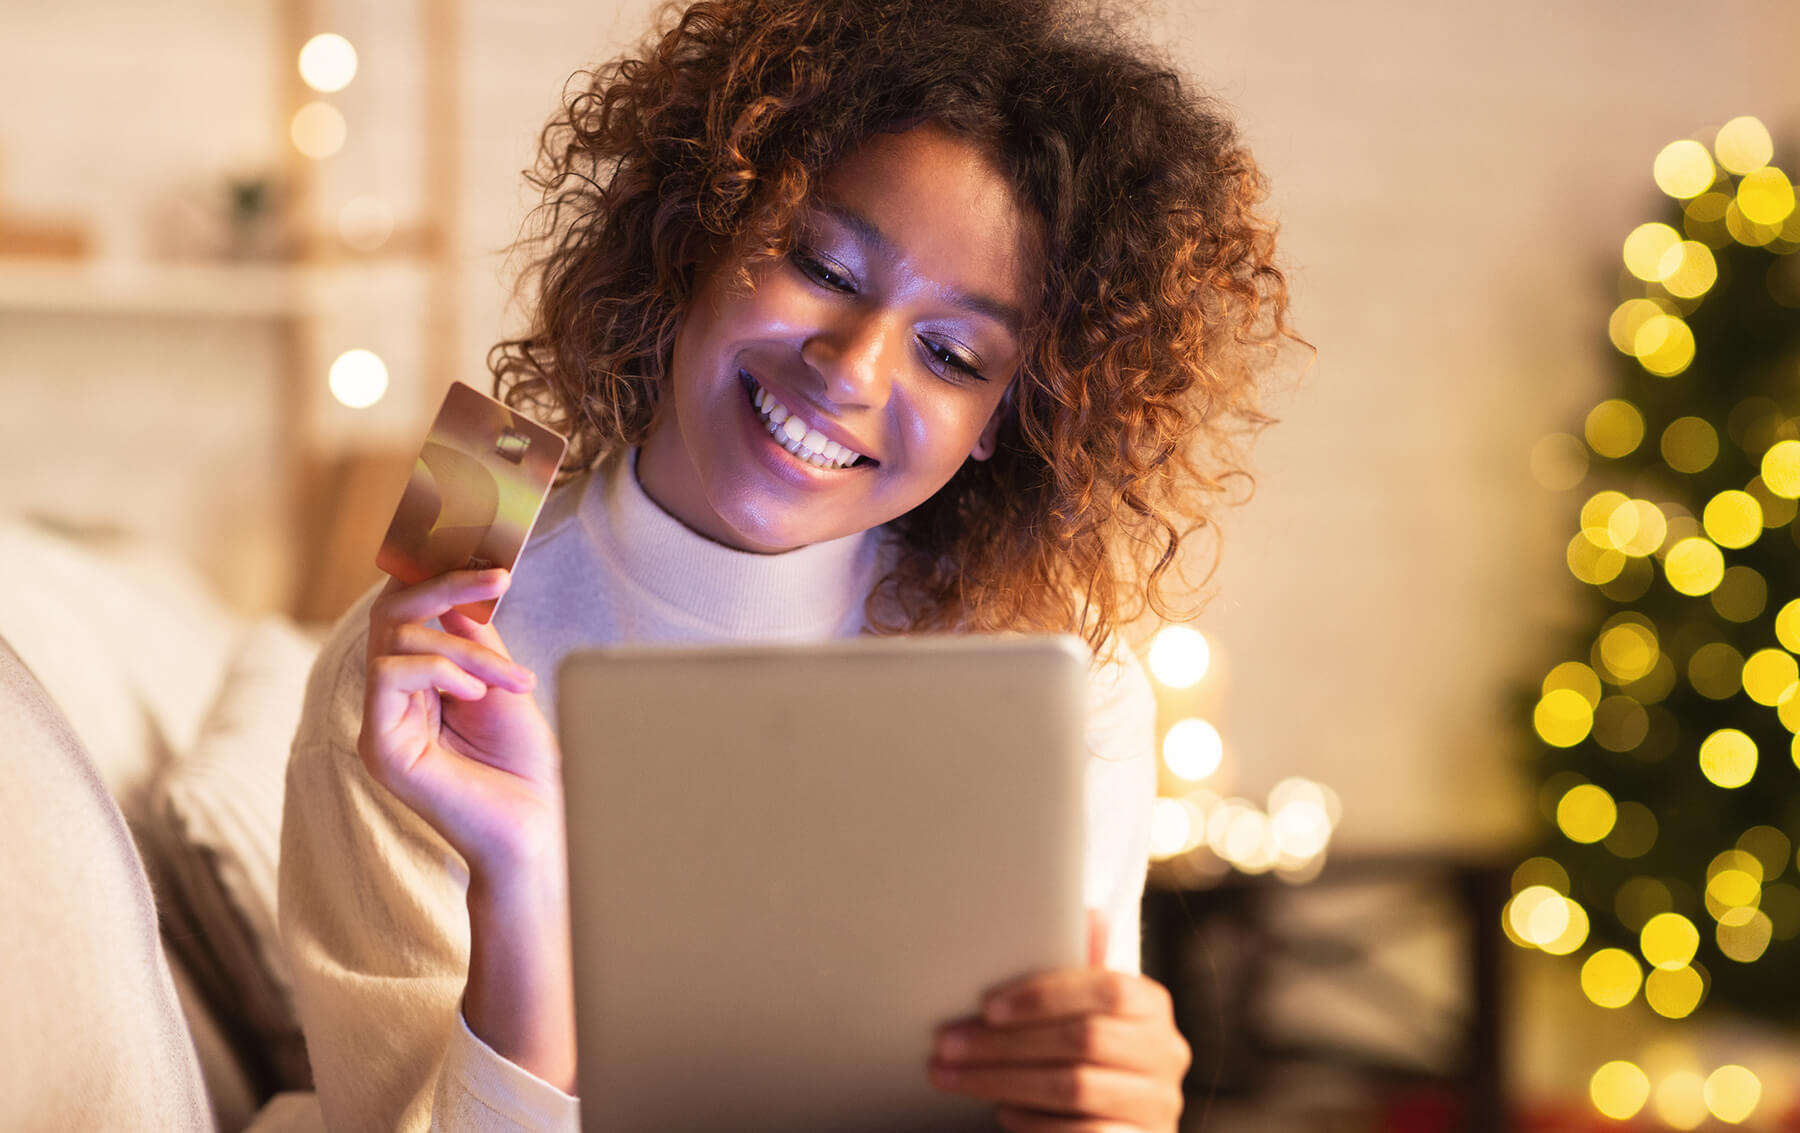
[1087,908,1108,969]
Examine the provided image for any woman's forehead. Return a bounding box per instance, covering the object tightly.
[813,124,1041,319]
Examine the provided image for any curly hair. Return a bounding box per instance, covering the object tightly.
[491,0,1297,650]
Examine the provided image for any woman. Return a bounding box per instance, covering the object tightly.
[279,0,1291,1130]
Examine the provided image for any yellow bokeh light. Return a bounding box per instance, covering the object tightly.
[1147,626,1210,688]
[1513,856,1570,895]
[1608,499,1667,557]
[1597,623,1658,682]
[1162,718,1223,781]
[1689,641,1744,700]
[1777,599,1800,653]
[1782,687,1800,735]
[1717,908,1773,963]
[1737,167,1796,227]
[1541,898,1590,956]
[1593,695,1651,754]
[1710,565,1767,623]
[1704,1064,1762,1124]
[1581,490,1631,539]
[1700,728,1759,788]
[1655,139,1716,199]
[1737,826,1791,880]
[1727,198,1782,247]
[1705,869,1761,917]
[1591,1059,1651,1120]
[1655,1068,1709,1129]
[1624,222,1683,281]
[1543,661,1602,708]
[1530,433,1589,491]
[1609,298,1671,355]
[298,32,359,94]
[1745,475,1798,525]
[327,349,388,409]
[1661,416,1719,474]
[1557,783,1617,844]
[1709,848,1764,884]
[1702,490,1764,548]
[1581,949,1643,1009]
[1763,439,1800,498]
[1633,314,1696,376]
[1716,115,1774,175]
[1641,911,1699,969]
[1585,400,1644,459]
[1535,688,1594,747]
[1645,965,1706,1020]
[1663,537,1724,596]
[1510,885,1566,946]
[290,101,347,161]
[1603,800,1658,858]
[1658,240,1719,299]
[1567,533,1626,584]
[1617,876,1674,931]
[1742,648,1798,706]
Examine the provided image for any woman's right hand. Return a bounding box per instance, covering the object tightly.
[358,568,563,879]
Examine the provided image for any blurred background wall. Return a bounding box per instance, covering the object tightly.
[4,0,1799,1126]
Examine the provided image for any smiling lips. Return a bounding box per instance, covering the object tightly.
[745,372,872,470]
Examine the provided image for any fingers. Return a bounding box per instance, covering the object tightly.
[995,1108,1140,1133]
[928,1061,1168,1121]
[390,621,534,696]
[371,568,512,636]
[936,1016,1167,1073]
[983,969,1174,1028]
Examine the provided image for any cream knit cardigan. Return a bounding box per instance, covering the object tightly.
[279,452,1156,1133]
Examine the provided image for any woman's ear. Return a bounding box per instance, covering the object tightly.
[969,385,1016,462]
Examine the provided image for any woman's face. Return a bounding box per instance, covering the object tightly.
[637,123,1037,553]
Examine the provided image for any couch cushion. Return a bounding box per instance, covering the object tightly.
[0,634,212,1130]
[152,616,320,1092]
[0,521,236,824]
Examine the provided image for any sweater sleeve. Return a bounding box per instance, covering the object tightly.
[278,591,580,1133]
[1082,640,1159,974]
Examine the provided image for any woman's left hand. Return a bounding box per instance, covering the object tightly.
[929,912,1191,1132]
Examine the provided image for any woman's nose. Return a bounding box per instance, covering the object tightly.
[800,310,896,409]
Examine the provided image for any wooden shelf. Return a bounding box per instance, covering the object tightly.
[0,259,317,319]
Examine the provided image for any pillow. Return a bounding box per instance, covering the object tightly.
[151,615,321,1092]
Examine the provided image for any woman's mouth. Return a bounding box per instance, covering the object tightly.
[741,371,873,470]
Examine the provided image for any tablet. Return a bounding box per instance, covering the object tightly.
[556,635,1092,1133]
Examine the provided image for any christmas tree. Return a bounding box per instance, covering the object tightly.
[1516,117,1800,1122]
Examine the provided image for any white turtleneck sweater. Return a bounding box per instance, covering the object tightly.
[279,453,1157,1133]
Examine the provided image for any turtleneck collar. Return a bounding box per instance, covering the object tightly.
[579,450,883,641]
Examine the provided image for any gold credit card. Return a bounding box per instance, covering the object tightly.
[375,381,568,623]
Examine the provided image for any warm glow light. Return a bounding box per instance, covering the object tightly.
[1688,641,1744,699]
[1703,490,1763,548]
[1705,1065,1762,1124]
[1147,626,1210,688]
[1738,167,1797,227]
[1148,797,1192,859]
[1645,965,1705,1019]
[1762,439,1800,498]
[1738,826,1791,879]
[1530,433,1589,490]
[1711,565,1767,623]
[1268,777,1342,828]
[1557,783,1617,844]
[1607,499,1667,557]
[1742,649,1798,706]
[1617,877,1674,931]
[1567,532,1626,586]
[328,349,388,408]
[1633,313,1696,376]
[1654,1069,1709,1129]
[1591,1060,1651,1119]
[1705,869,1761,918]
[1715,116,1774,175]
[1586,399,1644,458]
[1663,537,1724,595]
[1542,899,1590,956]
[337,195,394,251]
[1624,222,1683,281]
[1509,885,1565,946]
[1534,688,1594,747]
[1593,695,1650,754]
[1655,139,1717,199]
[1746,475,1799,525]
[1598,623,1658,682]
[1609,298,1670,355]
[1641,912,1699,970]
[1603,799,1658,858]
[1513,856,1571,895]
[1543,662,1602,707]
[1581,949,1643,1009]
[1661,416,1718,473]
[1699,728,1759,788]
[298,32,358,93]
[1658,240,1719,299]
[1777,600,1800,653]
[1270,797,1332,860]
[1727,199,1782,247]
[1162,718,1223,781]
[291,101,347,160]
[1717,908,1773,963]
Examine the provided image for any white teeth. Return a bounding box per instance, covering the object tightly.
[744,375,865,469]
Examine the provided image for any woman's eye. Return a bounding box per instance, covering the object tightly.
[793,248,853,292]
[922,339,984,381]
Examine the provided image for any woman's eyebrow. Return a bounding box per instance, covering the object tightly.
[813,199,1024,333]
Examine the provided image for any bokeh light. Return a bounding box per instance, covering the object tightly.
[1663,536,1724,595]
[1645,964,1705,1019]
[1592,695,1649,754]
[1705,1064,1762,1124]
[1633,314,1697,376]
[1702,490,1763,548]
[1581,949,1643,1009]
[337,195,394,252]
[1689,641,1745,699]
[1715,116,1774,175]
[1659,240,1719,299]
[1716,908,1773,963]
[1737,167,1795,226]
[1737,825,1791,879]
[1699,728,1758,788]
[1641,912,1700,970]
[1761,439,1800,497]
[1162,718,1223,781]
[1590,1060,1650,1119]
[290,101,347,160]
[1654,138,1716,199]
[1513,856,1570,895]
[1741,649,1798,706]
[298,32,358,93]
[1602,800,1657,858]
[1654,1068,1708,1129]
[1616,876,1674,932]
[1710,565,1767,623]
[1597,622,1658,682]
[1148,626,1210,688]
[1624,222,1682,281]
[1557,783,1617,844]
[1586,400,1644,458]
[1535,688,1594,747]
[1661,416,1719,473]
[328,349,388,408]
